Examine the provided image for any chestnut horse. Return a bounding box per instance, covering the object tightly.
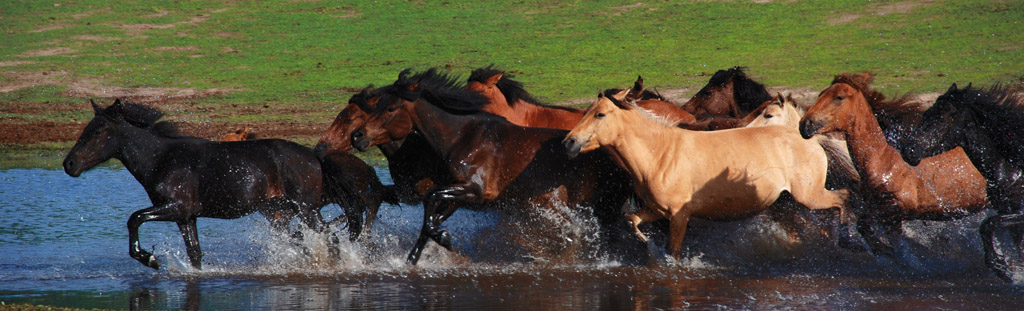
[799,75,990,264]
[350,69,633,265]
[899,83,1024,282]
[63,99,341,270]
[467,67,695,128]
[219,126,255,141]
[563,90,849,260]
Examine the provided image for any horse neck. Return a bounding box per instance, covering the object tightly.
[603,112,678,182]
[520,102,583,129]
[840,104,914,184]
[409,101,482,155]
[112,124,172,182]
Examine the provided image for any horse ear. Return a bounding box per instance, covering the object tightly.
[91,99,103,115]
[776,92,785,105]
[948,83,959,93]
[598,92,605,98]
[485,72,503,86]
[634,75,644,88]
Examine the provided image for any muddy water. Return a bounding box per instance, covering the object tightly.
[1,167,1022,310]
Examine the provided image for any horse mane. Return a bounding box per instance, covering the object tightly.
[944,83,1024,164]
[831,72,923,126]
[101,98,185,138]
[603,94,677,128]
[468,65,580,112]
[386,68,489,115]
[722,67,772,113]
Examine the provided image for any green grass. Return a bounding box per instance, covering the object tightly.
[2,0,1023,167]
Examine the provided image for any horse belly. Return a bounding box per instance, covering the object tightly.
[685,184,776,221]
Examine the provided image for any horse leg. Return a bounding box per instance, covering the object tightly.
[979,213,1024,282]
[407,184,481,265]
[855,217,899,257]
[667,212,692,260]
[127,204,184,270]
[627,208,661,243]
[176,217,202,269]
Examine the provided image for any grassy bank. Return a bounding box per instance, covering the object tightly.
[2,0,1022,168]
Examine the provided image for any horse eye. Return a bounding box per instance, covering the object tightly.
[595,113,606,119]
[834,95,844,101]
[764,114,774,119]
[344,119,354,123]
[387,106,398,112]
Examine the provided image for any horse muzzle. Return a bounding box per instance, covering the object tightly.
[63,158,83,177]
[350,129,370,152]
[563,138,581,158]
[798,120,821,139]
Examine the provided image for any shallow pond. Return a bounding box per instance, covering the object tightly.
[1,167,1022,310]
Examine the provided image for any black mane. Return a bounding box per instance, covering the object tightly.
[101,98,184,138]
[942,83,1024,164]
[693,67,771,114]
[468,66,579,112]
[382,68,489,115]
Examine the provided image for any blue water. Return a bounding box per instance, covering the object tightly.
[2,167,1023,310]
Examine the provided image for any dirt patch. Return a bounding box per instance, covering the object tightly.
[29,24,71,33]
[141,10,170,18]
[0,61,36,67]
[827,0,934,25]
[71,35,121,42]
[117,14,211,33]
[0,69,239,101]
[154,45,199,51]
[17,47,76,57]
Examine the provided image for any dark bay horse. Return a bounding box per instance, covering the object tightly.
[314,89,453,206]
[899,83,1024,282]
[799,75,992,273]
[350,69,633,265]
[63,99,339,270]
[680,66,773,118]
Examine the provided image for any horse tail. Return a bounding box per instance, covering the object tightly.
[815,135,860,188]
[318,155,366,236]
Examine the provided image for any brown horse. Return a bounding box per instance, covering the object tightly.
[563,90,849,260]
[467,67,695,128]
[314,89,453,206]
[350,69,634,265]
[680,66,772,118]
[799,74,990,257]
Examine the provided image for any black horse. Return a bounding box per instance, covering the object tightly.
[899,83,1024,282]
[63,99,351,270]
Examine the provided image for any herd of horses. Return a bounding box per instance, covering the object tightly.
[62,66,1024,282]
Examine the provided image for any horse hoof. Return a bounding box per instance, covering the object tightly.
[435,230,453,250]
[146,255,161,270]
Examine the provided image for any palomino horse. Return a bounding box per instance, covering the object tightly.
[467,67,695,128]
[680,66,772,118]
[314,88,453,206]
[562,90,849,259]
[798,75,990,264]
[349,69,633,265]
[63,99,340,269]
[899,83,1024,282]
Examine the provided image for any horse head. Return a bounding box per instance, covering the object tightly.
[316,87,377,156]
[800,83,869,139]
[564,89,631,158]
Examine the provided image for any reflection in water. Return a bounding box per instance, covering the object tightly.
[2,168,1024,310]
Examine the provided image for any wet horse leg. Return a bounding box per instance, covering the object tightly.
[127,204,185,270]
[979,213,1024,282]
[627,208,661,243]
[177,217,202,269]
[407,183,481,265]
[667,211,692,260]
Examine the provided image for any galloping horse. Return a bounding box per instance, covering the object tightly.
[563,90,849,259]
[798,75,990,264]
[315,89,453,206]
[350,69,633,265]
[899,83,1024,282]
[467,66,695,128]
[63,99,337,269]
[221,122,391,236]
